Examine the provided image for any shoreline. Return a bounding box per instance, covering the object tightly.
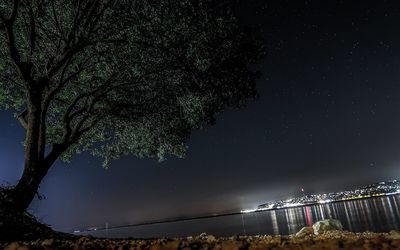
[4,230,400,250]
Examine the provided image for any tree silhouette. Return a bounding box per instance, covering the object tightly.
[0,0,262,228]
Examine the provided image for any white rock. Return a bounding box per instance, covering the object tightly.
[199,232,207,238]
[389,230,400,240]
[206,235,216,242]
[312,219,343,235]
[295,226,314,237]
[199,232,208,240]
[228,235,239,241]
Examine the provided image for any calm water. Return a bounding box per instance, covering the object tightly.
[78,195,400,238]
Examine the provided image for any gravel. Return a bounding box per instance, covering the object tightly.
[2,230,400,250]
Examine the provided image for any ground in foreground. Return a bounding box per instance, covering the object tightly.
[3,231,400,250]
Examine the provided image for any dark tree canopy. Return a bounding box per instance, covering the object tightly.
[0,0,262,168]
[0,0,263,220]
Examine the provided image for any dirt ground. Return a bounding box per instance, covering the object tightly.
[3,230,400,250]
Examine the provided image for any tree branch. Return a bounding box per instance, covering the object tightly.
[1,0,33,83]
[9,0,20,23]
[28,1,36,61]
[15,108,28,129]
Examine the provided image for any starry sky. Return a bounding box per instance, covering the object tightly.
[1,0,400,232]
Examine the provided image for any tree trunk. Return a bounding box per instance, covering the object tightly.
[12,161,51,212]
[11,145,64,212]
[12,88,48,212]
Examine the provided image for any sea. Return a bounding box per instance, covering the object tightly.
[77,194,400,238]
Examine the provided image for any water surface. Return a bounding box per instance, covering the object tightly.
[78,195,400,238]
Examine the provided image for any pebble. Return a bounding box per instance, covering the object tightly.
[2,231,400,250]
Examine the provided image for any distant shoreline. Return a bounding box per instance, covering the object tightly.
[242,192,400,214]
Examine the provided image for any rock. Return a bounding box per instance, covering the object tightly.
[312,219,343,235]
[78,237,91,244]
[388,230,400,240]
[199,232,208,240]
[199,232,207,237]
[197,232,216,242]
[228,235,239,241]
[206,235,216,242]
[295,226,314,237]
[41,239,55,247]
[4,242,30,250]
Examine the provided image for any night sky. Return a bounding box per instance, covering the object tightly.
[1,0,400,232]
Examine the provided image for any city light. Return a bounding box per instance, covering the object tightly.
[240,208,258,214]
[241,180,400,214]
[280,202,303,208]
[318,199,333,204]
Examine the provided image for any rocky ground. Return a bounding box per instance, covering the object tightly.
[2,230,400,250]
[2,219,400,249]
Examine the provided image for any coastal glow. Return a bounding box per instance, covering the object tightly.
[240,208,258,214]
[318,199,333,204]
[240,180,400,214]
[281,202,303,208]
[385,190,400,196]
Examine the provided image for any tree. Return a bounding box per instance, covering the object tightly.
[0,0,262,223]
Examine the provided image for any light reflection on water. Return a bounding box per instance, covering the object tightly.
[80,195,400,238]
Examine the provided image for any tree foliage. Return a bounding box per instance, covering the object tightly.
[0,0,263,168]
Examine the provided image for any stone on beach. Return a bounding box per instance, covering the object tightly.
[295,226,314,237]
[389,230,400,240]
[198,232,217,242]
[312,219,343,235]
